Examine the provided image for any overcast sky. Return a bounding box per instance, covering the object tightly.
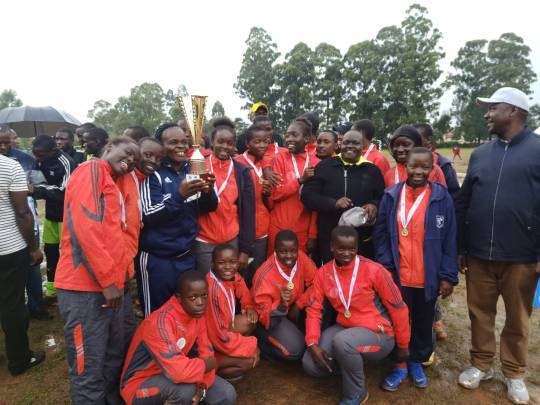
[2,0,539,126]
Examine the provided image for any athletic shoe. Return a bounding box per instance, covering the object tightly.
[10,351,46,376]
[408,362,428,388]
[45,281,57,298]
[381,367,408,391]
[338,391,369,405]
[505,378,529,404]
[434,320,447,341]
[458,366,494,389]
[422,352,435,367]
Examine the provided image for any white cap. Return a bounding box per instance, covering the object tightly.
[476,87,529,112]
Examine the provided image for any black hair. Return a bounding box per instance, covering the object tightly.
[390,126,422,147]
[253,115,272,126]
[85,127,109,145]
[212,243,238,262]
[318,130,338,142]
[77,122,96,132]
[331,225,359,243]
[154,123,179,141]
[299,112,319,135]
[176,270,207,294]
[138,136,162,147]
[125,126,150,142]
[352,119,375,141]
[0,124,11,135]
[245,124,267,143]
[414,123,433,139]
[210,116,236,142]
[407,146,433,164]
[32,134,56,151]
[291,117,313,138]
[274,230,298,248]
[107,136,137,147]
[56,127,75,141]
[332,122,352,135]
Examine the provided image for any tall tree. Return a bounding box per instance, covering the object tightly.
[234,27,280,109]
[527,104,540,131]
[211,101,225,117]
[0,89,23,109]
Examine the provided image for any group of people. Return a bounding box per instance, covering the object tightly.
[0,86,538,405]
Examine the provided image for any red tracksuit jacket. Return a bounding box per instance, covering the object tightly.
[305,256,410,349]
[252,251,317,329]
[205,272,258,358]
[55,159,129,292]
[268,151,319,254]
[362,143,390,175]
[120,296,215,405]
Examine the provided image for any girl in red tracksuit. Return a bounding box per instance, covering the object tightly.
[268,117,319,256]
[252,230,317,362]
[302,226,410,405]
[205,244,259,380]
[384,126,446,188]
[195,117,256,273]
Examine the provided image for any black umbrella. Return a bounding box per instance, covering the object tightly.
[0,105,81,138]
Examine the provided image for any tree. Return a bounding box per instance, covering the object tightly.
[234,117,249,134]
[527,104,540,131]
[432,112,452,142]
[0,89,23,109]
[234,27,280,109]
[211,101,225,118]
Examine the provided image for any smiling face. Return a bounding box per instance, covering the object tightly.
[275,239,298,268]
[212,248,239,282]
[247,130,269,160]
[341,131,365,163]
[212,128,235,160]
[177,280,209,318]
[103,142,140,177]
[484,103,514,136]
[285,123,308,154]
[138,140,164,176]
[316,132,337,159]
[391,136,416,164]
[162,127,189,163]
[330,235,358,266]
[406,151,433,188]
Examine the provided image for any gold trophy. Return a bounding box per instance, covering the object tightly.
[175,94,209,180]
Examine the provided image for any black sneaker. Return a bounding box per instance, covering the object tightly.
[10,351,46,376]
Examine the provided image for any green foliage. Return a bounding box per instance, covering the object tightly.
[0,89,23,109]
[447,33,537,142]
[211,101,225,118]
[527,104,540,131]
[433,112,452,142]
[234,117,249,134]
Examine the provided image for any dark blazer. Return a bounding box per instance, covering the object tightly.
[232,160,256,256]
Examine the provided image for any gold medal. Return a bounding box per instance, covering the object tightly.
[259,177,264,184]
[344,310,352,318]
[287,281,294,290]
[401,229,408,237]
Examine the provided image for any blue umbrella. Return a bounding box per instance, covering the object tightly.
[0,105,81,137]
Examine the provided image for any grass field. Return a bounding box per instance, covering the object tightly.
[0,147,538,405]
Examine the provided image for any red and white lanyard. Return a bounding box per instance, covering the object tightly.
[274,252,297,290]
[274,143,279,155]
[332,256,359,319]
[210,271,236,326]
[119,192,126,230]
[398,185,427,237]
[291,152,309,179]
[394,166,401,185]
[242,152,263,181]
[130,171,143,223]
[363,143,375,160]
[209,157,234,203]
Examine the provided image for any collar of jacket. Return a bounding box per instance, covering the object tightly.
[162,158,188,172]
[384,180,446,203]
[334,154,370,167]
[496,127,532,147]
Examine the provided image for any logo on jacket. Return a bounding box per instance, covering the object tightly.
[436,215,445,228]
[177,337,186,350]
[165,177,172,183]
[50,170,55,176]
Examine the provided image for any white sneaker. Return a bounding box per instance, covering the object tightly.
[505,378,529,404]
[458,366,494,389]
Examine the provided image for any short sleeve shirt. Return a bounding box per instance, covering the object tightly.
[0,154,29,255]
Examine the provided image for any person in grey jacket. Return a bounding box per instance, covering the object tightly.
[456,87,540,405]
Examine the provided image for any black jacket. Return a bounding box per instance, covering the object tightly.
[301,156,385,261]
[33,150,75,222]
[436,153,460,200]
[456,127,540,263]
[64,147,85,167]
[232,160,256,256]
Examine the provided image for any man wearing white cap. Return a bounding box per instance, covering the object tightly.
[455,87,540,404]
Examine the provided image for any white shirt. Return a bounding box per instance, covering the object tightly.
[0,154,29,255]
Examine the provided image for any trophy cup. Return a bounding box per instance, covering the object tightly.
[175,94,209,181]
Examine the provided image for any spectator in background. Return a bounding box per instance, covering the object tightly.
[299,111,320,156]
[315,130,338,160]
[332,122,352,153]
[74,122,95,147]
[31,135,75,299]
[122,126,150,143]
[452,145,462,161]
[10,129,20,149]
[82,126,109,159]
[0,153,45,375]
[456,87,539,404]
[352,119,390,175]
[236,102,283,154]
[55,128,85,167]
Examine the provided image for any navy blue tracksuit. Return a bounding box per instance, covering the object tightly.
[136,159,217,316]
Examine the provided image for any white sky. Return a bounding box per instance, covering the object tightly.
[2,0,539,125]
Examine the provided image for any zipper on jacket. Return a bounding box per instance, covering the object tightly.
[344,168,348,197]
[489,144,509,260]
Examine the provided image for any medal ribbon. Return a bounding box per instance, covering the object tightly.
[130,171,143,223]
[209,157,234,203]
[291,152,309,179]
[332,256,360,316]
[242,152,263,180]
[399,185,427,234]
[274,253,298,287]
[274,142,279,155]
[210,272,236,323]
[394,166,400,185]
[363,143,375,160]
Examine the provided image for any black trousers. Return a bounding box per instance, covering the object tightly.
[401,287,437,363]
[0,248,31,374]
